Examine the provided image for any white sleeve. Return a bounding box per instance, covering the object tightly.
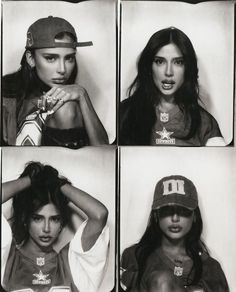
[68,220,109,292]
[1,214,13,285]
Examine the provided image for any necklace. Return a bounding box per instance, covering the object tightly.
[163,250,184,277]
[156,105,170,123]
[173,258,184,276]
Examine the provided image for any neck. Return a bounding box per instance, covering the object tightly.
[161,236,186,256]
[158,96,176,112]
[22,238,53,255]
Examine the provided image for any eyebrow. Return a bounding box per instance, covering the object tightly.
[154,56,184,60]
[31,214,61,218]
[42,53,76,57]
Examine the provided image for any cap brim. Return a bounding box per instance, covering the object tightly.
[76,41,93,47]
[152,194,197,211]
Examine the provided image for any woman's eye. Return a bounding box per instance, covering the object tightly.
[51,217,61,223]
[45,56,56,62]
[174,59,184,66]
[32,216,42,222]
[154,58,165,65]
[66,56,75,63]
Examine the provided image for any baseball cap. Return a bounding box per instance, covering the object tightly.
[152,175,198,210]
[25,16,93,49]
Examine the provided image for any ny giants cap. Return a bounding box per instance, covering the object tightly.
[26,16,93,49]
[152,175,198,211]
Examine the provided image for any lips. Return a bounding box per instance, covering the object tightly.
[39,236,52,242]
[168,225,182,233]
[52,79,66,84]
[162,80,175,90]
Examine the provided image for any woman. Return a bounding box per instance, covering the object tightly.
[120,27,225,146]
[121,175,229,292]
[2,162,109,292]
[2,16,108,148]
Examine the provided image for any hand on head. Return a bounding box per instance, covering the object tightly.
[21,162,70,190]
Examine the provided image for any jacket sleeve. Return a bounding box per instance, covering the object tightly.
[120,245,139,291]
[200,257,229,292]
[2,98,17,145]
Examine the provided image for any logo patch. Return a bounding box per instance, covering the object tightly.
[32,270,51,285]
[163,179,185,196]
[160,112,169,123]
[36,257,45,266]
[174,266,183,276]
[156,127,175,144]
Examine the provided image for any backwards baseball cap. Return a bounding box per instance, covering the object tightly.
[26,16,93,49]
[152,175,198,211]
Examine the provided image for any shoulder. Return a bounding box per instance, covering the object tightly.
[199,106,219,125]
[201,252,226,274]
[197,105,222,142]
[122,244,137,259]
[2,72,22,98]
[120,97,135,114]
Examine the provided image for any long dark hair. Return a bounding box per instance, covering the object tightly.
[121,27,201,144]
[3,32,78,117]
[134,207,208,288]
[11,162,72,245]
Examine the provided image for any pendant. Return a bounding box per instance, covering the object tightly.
[160,112,169,123]
[174,265,183,276]
[36,257,45,266]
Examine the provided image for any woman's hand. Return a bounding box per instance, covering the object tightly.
[44,85,88,113]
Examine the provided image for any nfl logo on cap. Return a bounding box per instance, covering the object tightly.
[152,175,198,210]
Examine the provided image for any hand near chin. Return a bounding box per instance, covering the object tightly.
[44,84,88,113]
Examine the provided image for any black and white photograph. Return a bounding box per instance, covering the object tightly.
[1,1,236,292]
[2,0,116,147]
[120,147,236,291]
[119,1,234,146]
[1,146,116,292]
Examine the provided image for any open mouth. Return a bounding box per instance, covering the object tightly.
[162,80,175,90]
[39,236,52,242]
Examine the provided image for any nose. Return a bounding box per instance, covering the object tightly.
[165,62,174,77]
[171,213,180,223]
[43,219,50,233]
[57,59,66,75]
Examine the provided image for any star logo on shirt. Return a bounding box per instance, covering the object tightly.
[33,270,49,281]
[156,127,175,144]
[32,270,51,285]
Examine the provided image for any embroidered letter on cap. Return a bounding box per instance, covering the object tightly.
[163,179,185,196]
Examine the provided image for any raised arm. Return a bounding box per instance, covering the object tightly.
[60,183,108,252]
[2,176,31,204]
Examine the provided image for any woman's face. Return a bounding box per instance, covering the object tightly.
[152,43,185,98]
[158,206,194,242]
[28,203,62,251]
[31,46,76,88]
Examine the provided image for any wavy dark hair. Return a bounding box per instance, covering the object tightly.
[134,206,208,288]
[11,161,72,245]
[3,32,78,118]
[120,27,201,144]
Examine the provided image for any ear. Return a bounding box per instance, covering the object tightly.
[26,50,35,68]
